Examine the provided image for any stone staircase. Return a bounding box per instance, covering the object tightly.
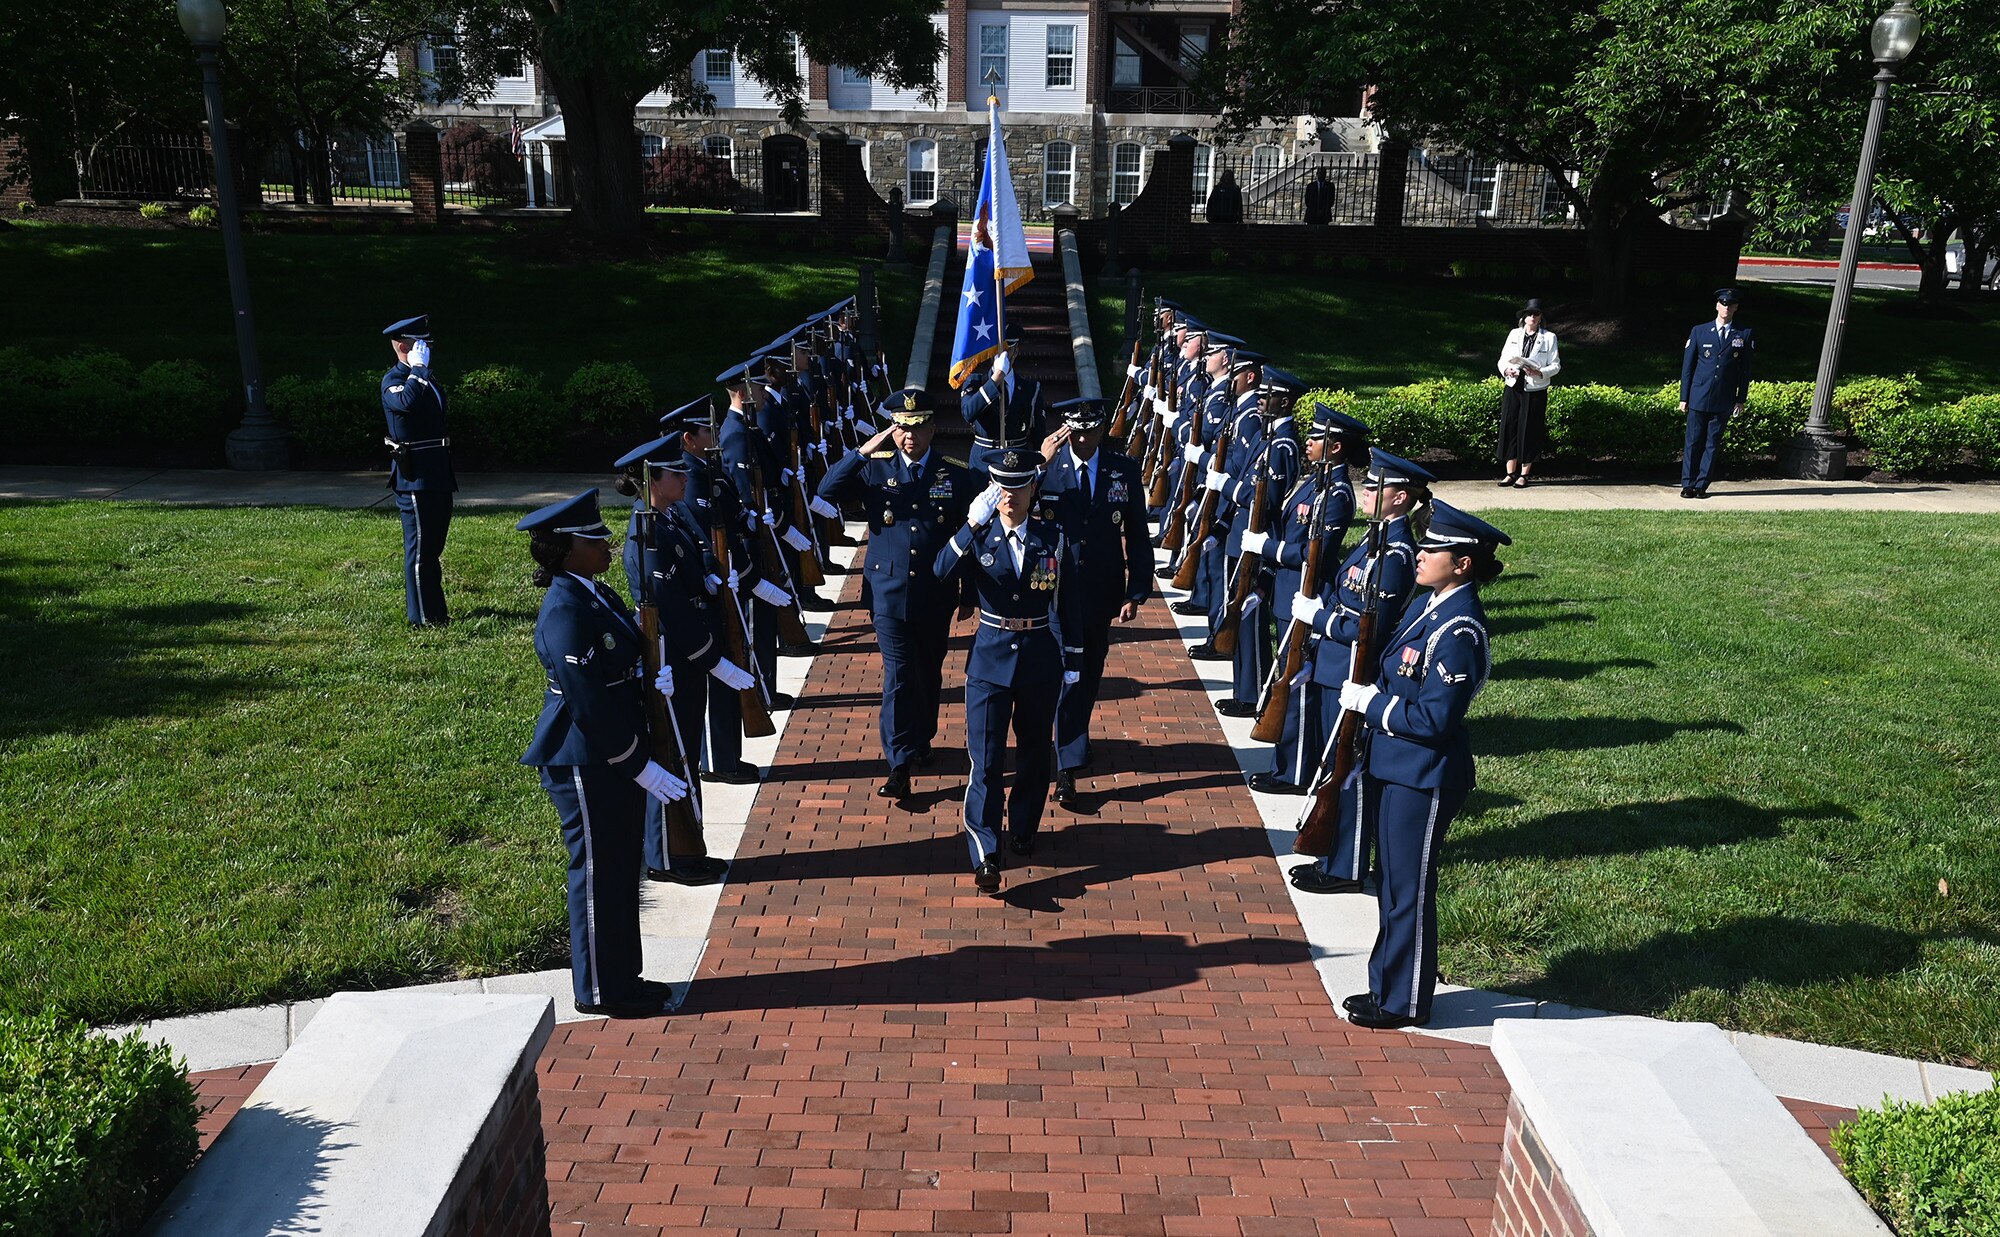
[926,246,1078,460]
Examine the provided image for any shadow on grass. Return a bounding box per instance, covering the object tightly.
[1485,609,1598,638]
[1533,914,1924,1016]
[1491,656,1654,681]
[1447,796,1855,867]
[1471,715,1745,758]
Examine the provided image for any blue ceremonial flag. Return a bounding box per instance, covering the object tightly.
[949,94,1035,389]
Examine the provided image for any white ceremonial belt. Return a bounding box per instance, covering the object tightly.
[981,615,1048,632]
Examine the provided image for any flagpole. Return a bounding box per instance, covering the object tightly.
[986,82,1007,373]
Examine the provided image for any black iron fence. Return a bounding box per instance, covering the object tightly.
[1402,150,1578,228]
[1193,150,1378,225]
[77,133,213,201]
[640,137,817,214]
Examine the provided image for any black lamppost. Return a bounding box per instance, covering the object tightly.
[177,0,287,469]
[1789,0,1921,480]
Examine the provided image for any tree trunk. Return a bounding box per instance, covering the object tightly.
[539,62,644,245]
[1957,238,1988,301]
[1583,206,1635,311]
[1915,241,1949,302]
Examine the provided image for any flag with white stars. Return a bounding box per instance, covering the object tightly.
[950,93,1034,389]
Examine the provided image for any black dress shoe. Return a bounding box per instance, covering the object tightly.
[796,594,834,611]
[1680,487,1696,499]
[973,861,1003,895]
[1054,769,1079,809]
[575,994,671,1019]
[1216,699,1258,718]
[1169,600,1203,616]
[911,746,934,769]
[1187,643,1227,661]
[1008,833,1036,856]
[1346,996,1426,1030]
[779,642,816,657]
[879,765,911,798]
[682,855,730,877]
[1341,992,1376,1016]
[767,691,796,712]
[648,864,724,887]
[1290,866,1363,895]
[705,761,761,785]
[1692,488,1711,499]
[1249,772,1308,796]
[1154,565,1176,579]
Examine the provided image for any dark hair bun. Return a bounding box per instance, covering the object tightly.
[612,469,641,498]
[1473,555,1505,585]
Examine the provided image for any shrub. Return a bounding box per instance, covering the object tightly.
[641,149,740,211]
[1834,373,1922,439]
[1340,254,1370,273]
[1726,380,1814,458]
[44,351,141,445]
[850,232,876,253]
[1562,265,1586,283]
[1276,252,1299,270]
[1208,247,1230,269]
[1530,264,1554,282]
[1546,383,1680,465]
[1149,243,1173,266]
[1311,253,1338,273]
[135,360,224,444]
[1448,260,1476,279]
[1485,262,1517,281]
[15,201,34,214]
[562,361,653,436]
[1354,379,1500,461]
[270,367,380,459]
[137,203,168,220]
[1865,404,1968,475]
[1293,387,1360,434]
[186,204,217,227]
[1249,251,1271,269]
[440,122,520,195]
[455,364,563,463]
[0,1012,202,1237]
[1384,257,1408,274]
[1833,1084,2000,1237]
[1950,394,2000,471]
[684,219,712,241]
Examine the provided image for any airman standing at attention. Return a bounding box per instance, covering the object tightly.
[380,314,455,627]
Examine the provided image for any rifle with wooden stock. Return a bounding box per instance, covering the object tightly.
[1251,469,1332,744]
[1144,358,1180,503]
[1170,419,1232,589]
[636,504,708,859]
[1211,441,1270,658]
[706,477,776,738]
[744,425,814,647]
[1107,335,1146,442]
[1293,466,1389,856]
[782,428,827,588]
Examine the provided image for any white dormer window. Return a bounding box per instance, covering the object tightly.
[704,49,732,84]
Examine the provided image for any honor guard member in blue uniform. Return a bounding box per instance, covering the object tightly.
[1185,346,1264,652]
[959,322,1046,472]
[754,343,830,613]
[1287,451,1431,897]
[616,433,751,886]
[517,490,689,1018]
[380,315,456,626]
[1331,500,1508,1029]
[817,388,981,800]
[1247,410,1371,792]
[717,361,803,700]
[1160,329,1227,562]
[664,399,768,785]
[1146,318,1204,528]
[932,448,1082,896]
[1679,287,1753,499]
[1215,366,1302,715]
[1037,395,1154,807]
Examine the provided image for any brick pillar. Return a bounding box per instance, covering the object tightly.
[807,60,829,105]
[1085,0,1107,109]
[945,0,968,106]
[1373,137,1409,229]
[819,128,883,239]
[1156,133,1197,249]
[0,133,33,210]
[404,121,444,225]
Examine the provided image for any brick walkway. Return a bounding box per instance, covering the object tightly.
[185,569,1850,1234]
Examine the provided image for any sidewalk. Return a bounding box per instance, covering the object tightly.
[7,465,2000,512]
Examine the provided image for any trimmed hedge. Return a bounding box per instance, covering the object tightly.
[1833,1083,2000,1237]
[0,348,226,451]
[562,361,653,437]
[454,364,564,463]
[267,367,382,461]
[0,1013,202,1236]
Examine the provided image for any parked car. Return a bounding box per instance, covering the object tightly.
[1946,241,1999,288]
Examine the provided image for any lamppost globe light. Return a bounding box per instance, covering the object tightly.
[176,0,226,47]
[1871,1,1920,64]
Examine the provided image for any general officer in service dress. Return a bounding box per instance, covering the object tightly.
[380,314,455,626]
[1679,287,1754,499]
[1037,396,1153,808]
[517,489,689,1019]
[933,449,1082,897]
[817,388,980,800]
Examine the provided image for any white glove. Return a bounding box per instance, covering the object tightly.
[809,496,840,520]
[704,573,722,595]
[1204,468,1229,493]
[1063,670,1082,685]
[1339,681,1381,715]
[870,363,884,377]
[408,339,431,367]
[1128,364,1144,380]
[1241,530,1269,557]
[744,508,761,530]
[994,350,1012,376]
[728,567,740,593]
[814,438,830,457]
[1183,442,1203,464]
[853,419,877,434]
[1143,383,1157,401]
[781,526,812,553]
[968,483,1003,528]
[760,508,778,529]
[1292,593,1323,627]
[710,657,755,690]
[780,468,794,486]
[1201,535,1218,554]
[1153,396,1170,416]
[633,759,689,805]
[751,579,793,608]
[652,664,675,697]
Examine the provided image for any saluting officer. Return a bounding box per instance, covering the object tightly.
[817,388,981,800]
[380,314,456,627]
[1248,407,1370,795]
[1332,500,1509,1029]
[960,323,1045,472]
[1038,396,1154,807]
[1679,287,1753,499]
[1288,450,1432,897]
[616,432,748,887]
[1214,364,1300,711]
[517,489,688,1018]
[933,448,1082,896]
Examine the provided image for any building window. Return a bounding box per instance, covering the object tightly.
[704,135,734,173]
[1113,38,1140,88]
[366,138,403,188]
[641,134,664,158]
[1043,141,1074,206]
[841,65,871,86]
[704,49,732,84]
[496,50,525,79]
[1191,144,1212,213]
[1112,142,1144,206]
[979,25,1007,86]
[1468,157,1500,216]
[1045,25,1075,89]
[908,138,938,204]
[1178,24,1210,66]
[429,39,461,76]
[1250,144,1282,184]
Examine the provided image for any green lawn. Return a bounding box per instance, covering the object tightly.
[1087,272,2000,403]
[3,503,1997,1069]
[0,223,914,399]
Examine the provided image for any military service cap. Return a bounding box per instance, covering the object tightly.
[1362,448,1434,488]
[1418,499,1511,553]
[382,314,431,340]
[515,489,610,539]
[987,447,1045,489]
[1052,396,1108,431]
[615,434,692,474]
[882,387,936,426]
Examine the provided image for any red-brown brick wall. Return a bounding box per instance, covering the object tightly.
[1490,1095,1592,1237]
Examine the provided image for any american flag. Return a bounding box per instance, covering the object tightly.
[509,118,524,157]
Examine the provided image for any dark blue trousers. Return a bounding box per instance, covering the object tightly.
[1367,776,1468,1020]
[1055,616,1113,771]
[1269,672,1326,790]
[877,601,952,768]
[538,764,646,1007]
[1681,407,1731,491]
[750,597,782,695]
[643,675,706,872]
[963,674,1058,867]
[394,488,451,625]
[1227,586,1271,704]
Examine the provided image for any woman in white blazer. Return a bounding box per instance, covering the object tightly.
[1496,298,1561,488]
